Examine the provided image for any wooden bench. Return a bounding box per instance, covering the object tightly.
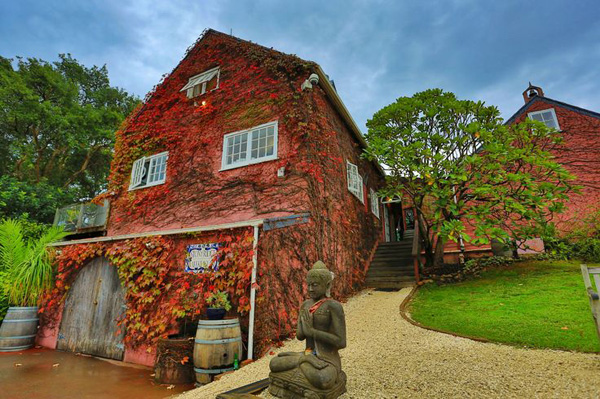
[581,264,600,340]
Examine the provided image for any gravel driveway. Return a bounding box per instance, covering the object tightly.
[179,288,600,398]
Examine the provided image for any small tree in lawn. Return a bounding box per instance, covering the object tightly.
[364,88,575,268]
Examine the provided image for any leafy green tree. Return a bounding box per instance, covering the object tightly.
[0,54,140,212]
[0,176,74,224]
[364,89,575,267]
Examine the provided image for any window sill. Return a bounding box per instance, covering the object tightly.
[220,156,279,172]
[128,180,166,191]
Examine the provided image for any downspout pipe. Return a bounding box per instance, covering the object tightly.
[247,224,259,360]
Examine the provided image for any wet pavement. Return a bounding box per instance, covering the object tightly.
[0,348,194,399]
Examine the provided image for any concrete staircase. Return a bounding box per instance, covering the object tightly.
[365,230,416,289]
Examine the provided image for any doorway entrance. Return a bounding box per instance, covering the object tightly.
[57,257,126,360]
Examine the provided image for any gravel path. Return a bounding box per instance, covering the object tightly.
[178,288,600,399]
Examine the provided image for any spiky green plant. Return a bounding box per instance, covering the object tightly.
[0,219,67,307]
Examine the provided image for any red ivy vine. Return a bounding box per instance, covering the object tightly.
[41,228,255,349]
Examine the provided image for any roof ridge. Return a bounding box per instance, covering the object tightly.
[505,96,600,125]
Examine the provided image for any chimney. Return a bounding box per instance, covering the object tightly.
[522,82,545,103]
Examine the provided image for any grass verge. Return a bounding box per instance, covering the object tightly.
[409,260,600,352]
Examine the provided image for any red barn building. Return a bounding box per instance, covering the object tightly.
[40,30,388,366]
[506,84,600,234]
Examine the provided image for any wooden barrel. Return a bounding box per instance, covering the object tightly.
[154,337,195,384]
[0,306,39,352]
[193,318,242,385]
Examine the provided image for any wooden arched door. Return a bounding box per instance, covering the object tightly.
[57,257,126,360]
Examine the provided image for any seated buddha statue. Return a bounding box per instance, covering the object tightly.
[269,261,347,399]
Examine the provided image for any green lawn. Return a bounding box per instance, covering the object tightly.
[409,260,600,353]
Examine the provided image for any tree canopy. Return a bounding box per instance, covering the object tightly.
[364,89,575,267]
[0,54,140,224]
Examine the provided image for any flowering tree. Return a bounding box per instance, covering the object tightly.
[364,89,575,267]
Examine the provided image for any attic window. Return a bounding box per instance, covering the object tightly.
[180,66,220,99]
[129,152,168,190]
[221,121,278,170]
[347,161,364,203]
[528,109,560,130]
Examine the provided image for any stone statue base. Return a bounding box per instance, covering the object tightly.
[269,369,347,399]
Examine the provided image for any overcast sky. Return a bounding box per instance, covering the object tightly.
[1,0,599,131]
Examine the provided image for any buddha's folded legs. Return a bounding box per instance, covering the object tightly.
[270,352,303,372]
[299,361,338,390]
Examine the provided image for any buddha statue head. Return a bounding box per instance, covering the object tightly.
[307,261,334,299]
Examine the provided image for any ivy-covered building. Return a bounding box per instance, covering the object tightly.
[39,29,389,366]
[506,84,600,235]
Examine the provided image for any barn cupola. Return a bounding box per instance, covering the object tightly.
[522,82,545,103]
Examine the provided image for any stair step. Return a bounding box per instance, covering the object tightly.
[374,249,413,255]
[369,261,415,270]
[372,255,413,261]
[377,243,413,248]
[370,260,413,266]
[368,265,414,273]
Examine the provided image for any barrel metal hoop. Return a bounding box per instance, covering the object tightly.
[2,318,39,323]
[7,307,38,311]
[194,366,235,374]
[0,345,33,352]
[195,337,241,345]
[196,324,240,329]
[0,334,37,340]
[197,319,240,326]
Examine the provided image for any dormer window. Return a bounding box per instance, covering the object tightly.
[180,67,220,99]
[129,152,168,190]
[528,109,560,130]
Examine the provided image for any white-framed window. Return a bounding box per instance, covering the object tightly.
[180,66,220,99]
[528,108,560,130]
[347,161,364,203]
[370,188,380,218]
[129,152,168,190]
[221,121,278,170]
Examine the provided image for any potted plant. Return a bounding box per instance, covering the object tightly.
[205,290,232,320]
[0,219,66,351]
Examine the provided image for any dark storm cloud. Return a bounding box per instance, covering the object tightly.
[1,0,599,130]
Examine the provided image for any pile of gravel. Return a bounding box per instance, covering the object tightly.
[178,288,600,399]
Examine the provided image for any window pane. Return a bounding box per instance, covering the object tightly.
[147,155,166,183]
[226,132,248,164]
[531,114,544,122]
[266,135,274,156]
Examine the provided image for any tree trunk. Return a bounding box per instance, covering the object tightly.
[417,212,435,269]
[433,236,446,268]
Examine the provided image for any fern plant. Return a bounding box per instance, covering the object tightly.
[0,219,67,307]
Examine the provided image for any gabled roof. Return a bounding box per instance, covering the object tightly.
[160,29,385,176]
[505,95,600,125]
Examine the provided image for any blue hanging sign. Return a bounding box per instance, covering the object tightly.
[185,243,220,273]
